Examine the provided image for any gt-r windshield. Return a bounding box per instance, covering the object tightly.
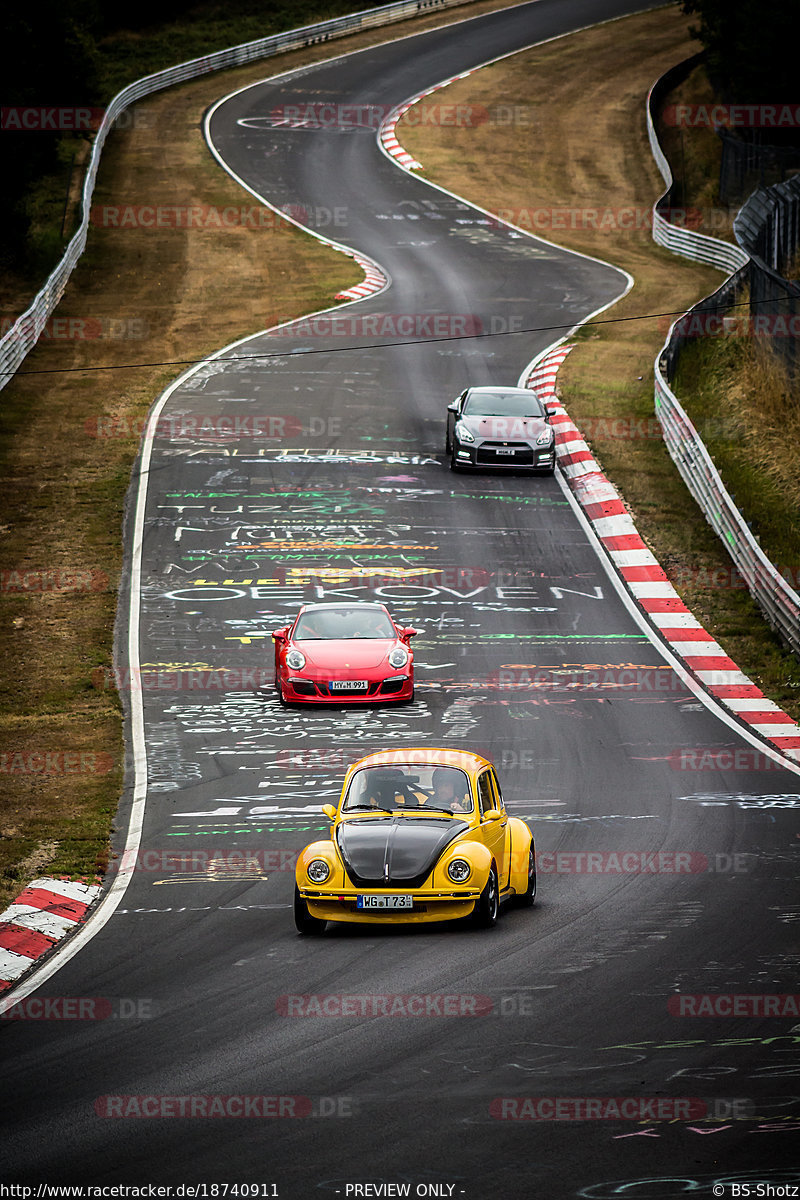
[342,765,474,814]
[294,607,395,640]
[462,390,545,418]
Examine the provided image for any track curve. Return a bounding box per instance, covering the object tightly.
[1,2,798,1196]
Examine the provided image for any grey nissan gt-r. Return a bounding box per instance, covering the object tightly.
[445,385,556,473]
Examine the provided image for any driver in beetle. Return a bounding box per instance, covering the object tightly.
[430,767,470,813]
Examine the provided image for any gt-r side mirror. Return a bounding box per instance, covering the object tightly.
[482,807,503,822]
[271,627,289,641]
[322,804,337,821]
[544,400,559,417]
[447,401,459,412]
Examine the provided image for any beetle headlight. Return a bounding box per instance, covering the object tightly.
[447,858,471,883]
[455,422,475,443]
[286,649,306,670]
[307,859,330,883]
[388,645,409,668]
[536,431,554,445]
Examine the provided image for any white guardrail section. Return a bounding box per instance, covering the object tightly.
[646,71,800,658]
[0,0,471,394]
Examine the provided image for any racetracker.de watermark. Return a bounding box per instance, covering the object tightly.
[122,849,298,873]
[489,1097,706,1120]
[665,313,800,339]
[1,106,149,132]
[669,748,790,772]
[0,316,149,342]
[662,103,800,128]
[277,994,493,1017]
[92,667,273,692]
[89,204,346,230]
[93,1095,353,1118]
[668,994,800,1017]
[0,751,115,776]
[0,569,108,593]
[1,997,152,1020]
[486,666,685,693]
[267,102,531,128]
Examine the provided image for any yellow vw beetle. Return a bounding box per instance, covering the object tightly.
[294,747,536,934]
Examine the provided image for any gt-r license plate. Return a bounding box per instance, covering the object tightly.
[357,895,413,909]
[329,680,368,691]
[496,448,516,455]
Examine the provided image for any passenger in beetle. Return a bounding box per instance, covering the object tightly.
[430,767,471,813]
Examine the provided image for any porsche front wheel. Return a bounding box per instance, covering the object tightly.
[294,887,327,936]
[473,866,499,928]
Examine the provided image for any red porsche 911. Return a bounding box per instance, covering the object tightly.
[271,602,417,705]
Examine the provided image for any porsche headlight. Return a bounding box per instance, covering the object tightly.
[447,858,471,883]
[286,649,306,670]
[307,859,330,883]
[536,430,554,445]
[388,645,409,668]
[455,422,475,443]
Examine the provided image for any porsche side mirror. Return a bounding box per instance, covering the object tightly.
[400,627,418,640]
[322,804,337,821]
[271,627,289,641]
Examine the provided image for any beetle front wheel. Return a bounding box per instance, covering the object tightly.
[516,844,537,907]
[473,866,499,928]
[294,886,327,936]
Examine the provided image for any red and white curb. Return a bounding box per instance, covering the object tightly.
[529,344,800,763]
[334,250,388,301]
[0,877,102,993]
[378,70,479,173]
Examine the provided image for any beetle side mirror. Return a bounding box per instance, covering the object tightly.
[322,804,337,821]
[482,807,502,821]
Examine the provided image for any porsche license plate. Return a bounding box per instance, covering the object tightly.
[357,895,413,909]
[330,680,368,691]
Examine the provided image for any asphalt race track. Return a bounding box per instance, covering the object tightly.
[2,2,799,1196]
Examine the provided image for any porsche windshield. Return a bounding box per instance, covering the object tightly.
[463,390,545,418]
[342,765,474,813]
[294,607,395,640]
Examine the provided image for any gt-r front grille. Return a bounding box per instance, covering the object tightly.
[477,442,535,465]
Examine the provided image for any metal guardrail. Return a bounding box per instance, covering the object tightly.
[0,0,471,394]
[647,60,800,658]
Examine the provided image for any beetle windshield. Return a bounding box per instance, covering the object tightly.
[342,765,474,814]
[294,606,395,640]
[463,390,544,418]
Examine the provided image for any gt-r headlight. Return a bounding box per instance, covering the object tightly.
[388,645,409,668]
[306,859,331,883]
[447,858,471,883]
[536,431,554,445]
[286,649,306,670]
[455,422,475,443]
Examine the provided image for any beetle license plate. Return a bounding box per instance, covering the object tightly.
[357,895,413,909]
[329,680,368,691]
